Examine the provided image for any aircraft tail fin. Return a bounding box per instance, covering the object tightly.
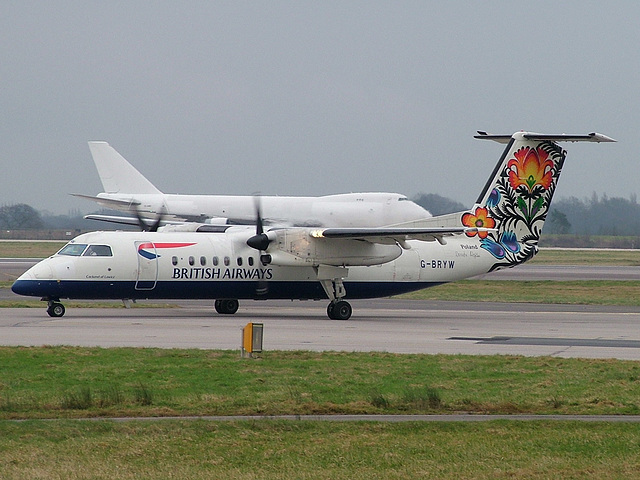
[464,131,614,269]
[88,142,162,195]
[398,131,614,271]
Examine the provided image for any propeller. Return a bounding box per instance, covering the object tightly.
[246,196,272,295]
[246,196,273,261]
[134,205,165,232]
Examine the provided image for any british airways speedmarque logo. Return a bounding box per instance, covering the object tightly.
[137,242,196,260]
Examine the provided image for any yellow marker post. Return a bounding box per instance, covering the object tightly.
[242,322,263,358]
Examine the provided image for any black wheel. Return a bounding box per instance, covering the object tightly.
[328,300,351,320]
[47,302,65,318]
[327,302,335,318]
[215,299,239,315]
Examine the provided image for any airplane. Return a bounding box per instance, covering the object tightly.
[73,141,431,228]
[13,131,615,320]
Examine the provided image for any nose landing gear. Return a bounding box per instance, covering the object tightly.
[46,300,65,318]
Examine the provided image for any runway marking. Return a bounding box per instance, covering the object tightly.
[450,336,640,349]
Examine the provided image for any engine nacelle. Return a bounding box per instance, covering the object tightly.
[266,230,401,267]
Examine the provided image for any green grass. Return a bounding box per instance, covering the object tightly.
[2,420,640,479]
[0,241,65,258]
[3,348,640,478]
[532,248,640,265]
[397,280,640,305]
[3,348,640,420]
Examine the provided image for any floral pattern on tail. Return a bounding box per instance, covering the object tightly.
[462,141,566,272]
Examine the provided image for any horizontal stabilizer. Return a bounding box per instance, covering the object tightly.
[474,131,616,144]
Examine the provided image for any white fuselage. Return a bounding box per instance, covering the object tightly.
[12,228,499,302]
[95,192,431,227]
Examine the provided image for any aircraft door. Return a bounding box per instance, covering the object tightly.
[135,241,158,290]
[394,249,421,281]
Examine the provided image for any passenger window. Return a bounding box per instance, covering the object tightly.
[224,256,230,266]
[237,257,243,266]
[172,256,178,266]
[189,256,195,266]
[83,245,113,257]
[58,244,88,256]
[213,256,219,266]
[200,256,206,266]
[248,257,254,266]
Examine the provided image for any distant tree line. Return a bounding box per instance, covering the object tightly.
[0,204,44,229]
[2,194,640,239]
[0,204,114,232]
[412,193,466,216]
[546,194,640,236]
[412,192,640,236]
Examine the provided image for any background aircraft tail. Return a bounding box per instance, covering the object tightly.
[88,142,162,195]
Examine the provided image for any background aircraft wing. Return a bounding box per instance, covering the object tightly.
[83,214,142,226]
[71,193,140,209]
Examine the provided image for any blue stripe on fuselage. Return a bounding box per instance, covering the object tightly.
[11,279,442,301]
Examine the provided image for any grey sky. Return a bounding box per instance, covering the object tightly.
[1,2,636,214]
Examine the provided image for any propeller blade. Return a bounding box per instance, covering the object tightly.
[253,195,264,235]
[247,195,271,251]
[246,193,273,274]
[134,205,165,232]
[251,195,270,293]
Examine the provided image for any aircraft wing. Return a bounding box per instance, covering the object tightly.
[72,193,141,209]
[84,214,142,226]
[84,214,233,231]
[83,214,185,227]
[314,226,476,245]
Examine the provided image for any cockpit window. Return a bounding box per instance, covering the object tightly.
[58,243,88,256]
[83,245,113,257]
[399,197,409,201]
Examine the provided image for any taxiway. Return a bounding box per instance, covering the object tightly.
[1,299,639,360]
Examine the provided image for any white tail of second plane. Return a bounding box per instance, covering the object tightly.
[87,142,162,195]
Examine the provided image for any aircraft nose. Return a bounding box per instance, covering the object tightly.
[11,270,37,295]
[11,261,55,297]
[11,278,32,296]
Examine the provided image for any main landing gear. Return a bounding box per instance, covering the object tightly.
[327,300,352,320]
[212,296,353,320]
[320,276,352,320]
[46,299,65,318]
[215,298,239,315]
